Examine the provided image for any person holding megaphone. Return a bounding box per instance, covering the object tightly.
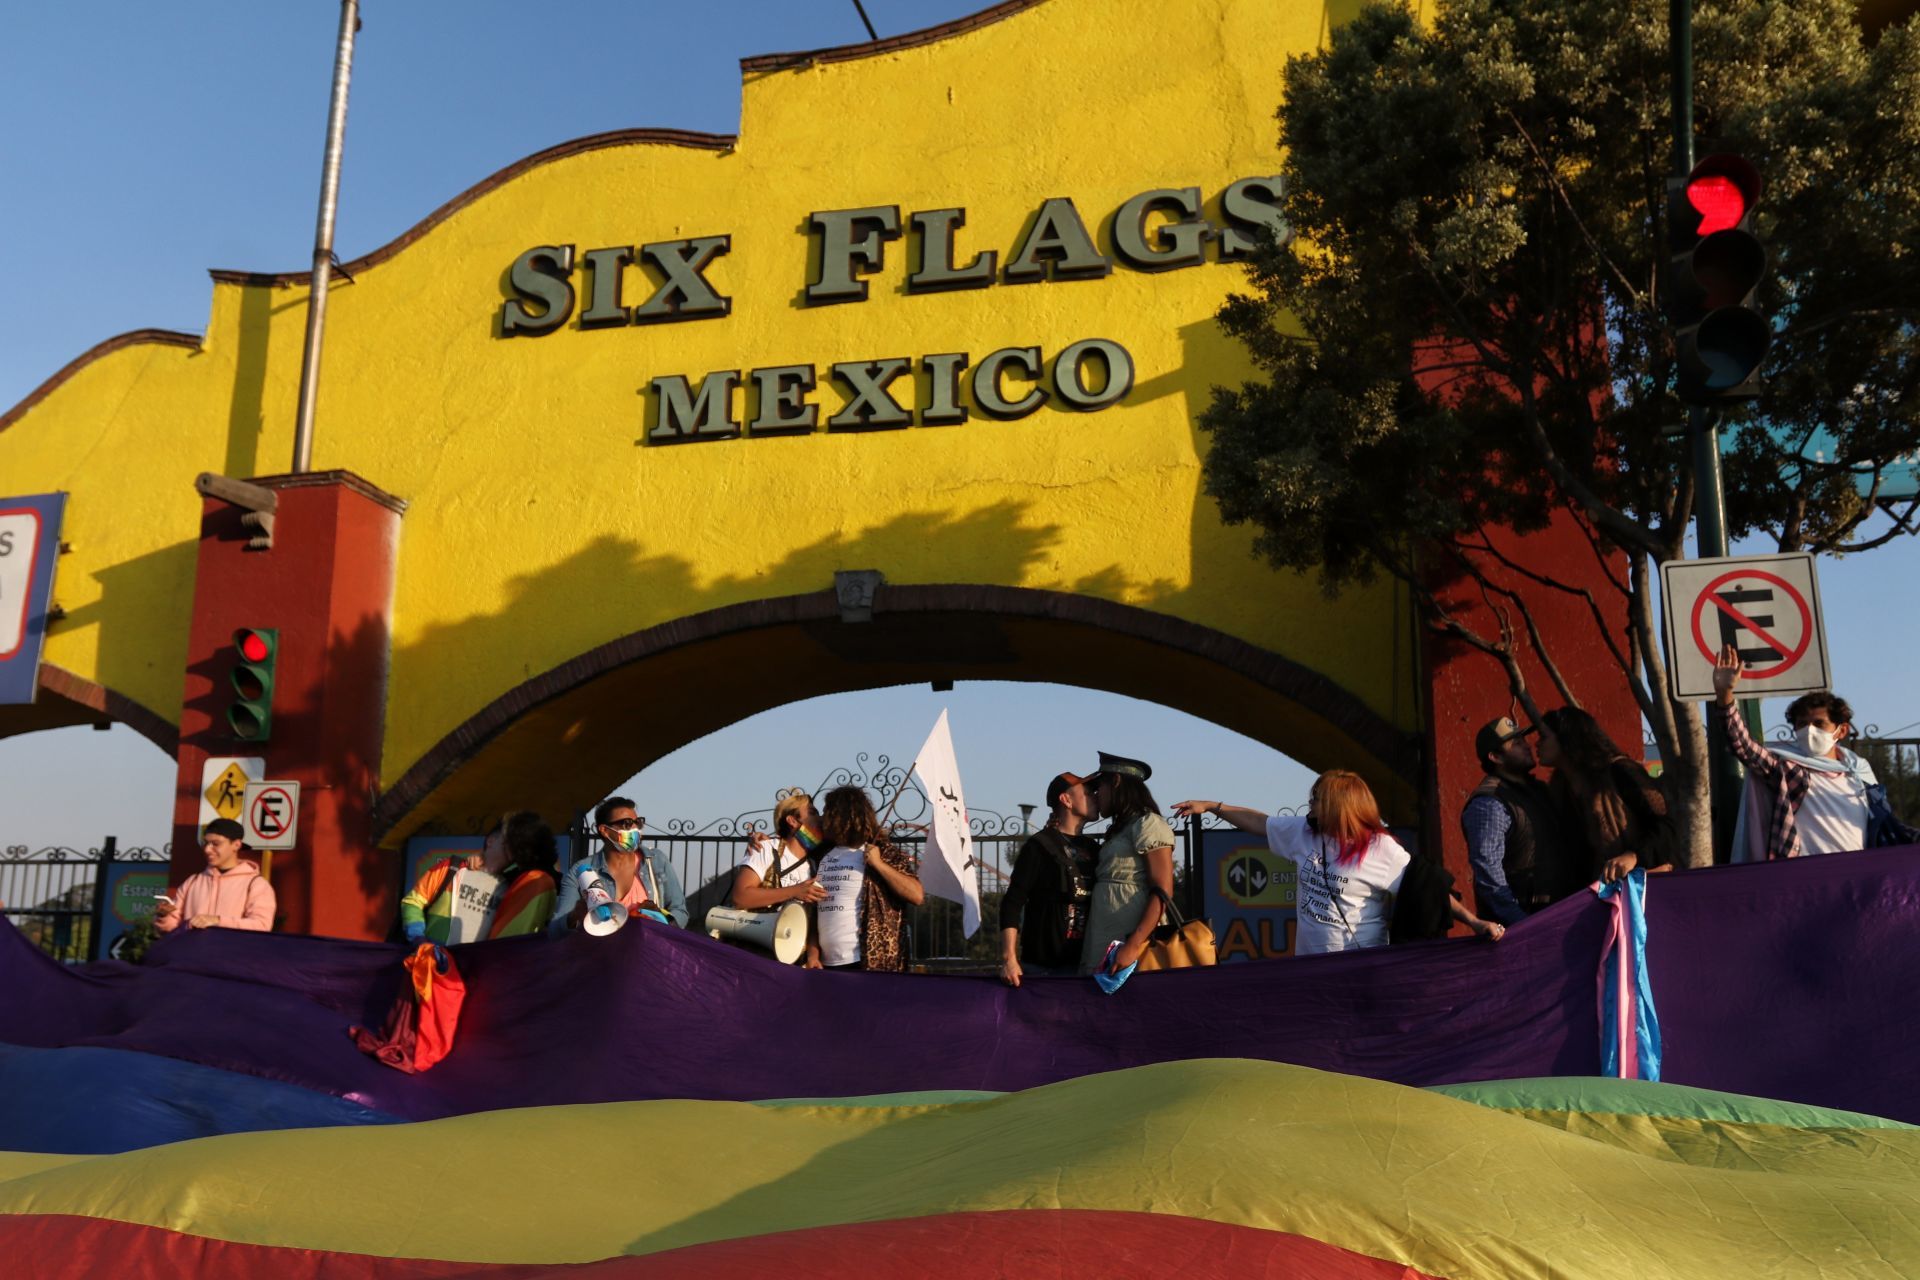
[550,797,689,936]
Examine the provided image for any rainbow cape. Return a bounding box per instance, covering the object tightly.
[4,848,1919,1275]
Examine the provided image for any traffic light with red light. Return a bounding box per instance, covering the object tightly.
[228,627,278,742]
[1667,155,1769,405]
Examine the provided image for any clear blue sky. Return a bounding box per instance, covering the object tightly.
[1,1,1914,852]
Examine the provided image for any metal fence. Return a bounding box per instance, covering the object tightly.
[1,839,171,963]
[578,751,1204,969]
[4,751,1213,968]
[639,830,1030,968]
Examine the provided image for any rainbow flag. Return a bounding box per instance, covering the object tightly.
[793,820,825,856]
[8,849,1920,1274]
[4,1061,1919,1276]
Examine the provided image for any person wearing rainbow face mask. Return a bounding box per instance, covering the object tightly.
[730,791,830,912]
[550,796,689,933]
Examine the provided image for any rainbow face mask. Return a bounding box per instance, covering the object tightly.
[794,821,825,856]
[612,828,643,853]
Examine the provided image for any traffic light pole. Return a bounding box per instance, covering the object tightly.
[1672,0,1760,860]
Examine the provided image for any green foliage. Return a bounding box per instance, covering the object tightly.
[116,918,161,965]
[1203,0,1920,582]
[1860,740,1920,824]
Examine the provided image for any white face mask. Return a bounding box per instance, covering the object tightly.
[1794,724,1837,757]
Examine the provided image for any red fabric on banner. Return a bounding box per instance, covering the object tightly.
[348,945,465,1073]
[0,1210,1438,1279]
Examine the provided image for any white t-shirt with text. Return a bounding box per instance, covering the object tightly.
[814,845,868,967]
[1265,815,1410,954]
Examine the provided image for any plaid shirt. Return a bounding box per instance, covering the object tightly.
[1716,704,1812,861]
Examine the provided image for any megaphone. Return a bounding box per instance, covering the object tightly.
[706,902,808,964]
[575,863,629,937]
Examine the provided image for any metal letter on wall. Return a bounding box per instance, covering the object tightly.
[1112,187,1208,272]
[919,353,971,425]
[748,365,820,436]
[807,207,902,305]
[579,247,634,328]
[649,370,741,443]
[1218,175,1292,259]
[907,208,997,293]
[1052,339,1135,411]
[827,359,914,431]
[971,347,1048,419]
[500,245,577,336]
[633,237,733,322]
[1003,198,1112,284]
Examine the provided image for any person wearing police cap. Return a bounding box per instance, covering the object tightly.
[998,770,1102,986]
[1463,715,1575,922]
[1078,752,1178,977]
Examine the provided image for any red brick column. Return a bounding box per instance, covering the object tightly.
[1420,514,1641,909]
[169,471,403,940]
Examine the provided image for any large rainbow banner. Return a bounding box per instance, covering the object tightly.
[4,851,1920,1275]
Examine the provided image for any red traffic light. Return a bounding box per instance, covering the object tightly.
[235,628,273,663]
[1675,154,1762,242]
[1686,175,1748,235]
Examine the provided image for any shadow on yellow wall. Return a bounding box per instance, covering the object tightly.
[375,498,1416,846]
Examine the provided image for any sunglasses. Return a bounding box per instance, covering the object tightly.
[602,818,645,831]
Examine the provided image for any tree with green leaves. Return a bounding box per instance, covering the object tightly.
[1201,0,1920,864]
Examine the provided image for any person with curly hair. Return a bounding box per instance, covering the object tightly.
[1713,646,1919,861]
[806,784,924,972]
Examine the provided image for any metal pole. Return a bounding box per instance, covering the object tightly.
[1673,0,1758,860]
[88,836,117,961]
[291,0,360,475]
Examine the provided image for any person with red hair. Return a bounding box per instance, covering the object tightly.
[1175,771,1503,954]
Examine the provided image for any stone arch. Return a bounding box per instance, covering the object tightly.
[372,583,1419,846]
[0,665,180,756]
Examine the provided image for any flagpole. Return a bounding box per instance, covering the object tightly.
[291,0,361,475]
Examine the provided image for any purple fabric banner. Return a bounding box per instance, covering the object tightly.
[1,846,1915,1122]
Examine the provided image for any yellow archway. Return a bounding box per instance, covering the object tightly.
[0,0,1425,850]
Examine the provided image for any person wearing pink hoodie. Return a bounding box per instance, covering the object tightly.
[153,818,277,933]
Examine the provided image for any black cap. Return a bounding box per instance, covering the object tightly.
[1093,751,1152,782]
[1474,716,1534,763]
[203,818,245,842]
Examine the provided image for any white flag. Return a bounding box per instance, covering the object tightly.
[910,709,981,936]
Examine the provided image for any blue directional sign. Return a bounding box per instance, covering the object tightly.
[0,492,66,705]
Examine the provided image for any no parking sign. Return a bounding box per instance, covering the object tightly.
[1660,552,1831,700]
[242,780,301,850]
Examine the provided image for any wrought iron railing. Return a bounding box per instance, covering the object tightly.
[1,840,171,963]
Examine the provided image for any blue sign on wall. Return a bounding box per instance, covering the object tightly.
[1198,821,1422,963]
[1198,826,1298,963]
[97,860,172,961]
[0,492,66,705]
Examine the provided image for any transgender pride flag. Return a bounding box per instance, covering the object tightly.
[1594,870,1662,1081]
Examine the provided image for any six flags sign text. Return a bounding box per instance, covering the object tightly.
[494,178,1289,443]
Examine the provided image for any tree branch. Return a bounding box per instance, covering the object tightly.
[1504,108,1647,310]
[1453,532,1631,687]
